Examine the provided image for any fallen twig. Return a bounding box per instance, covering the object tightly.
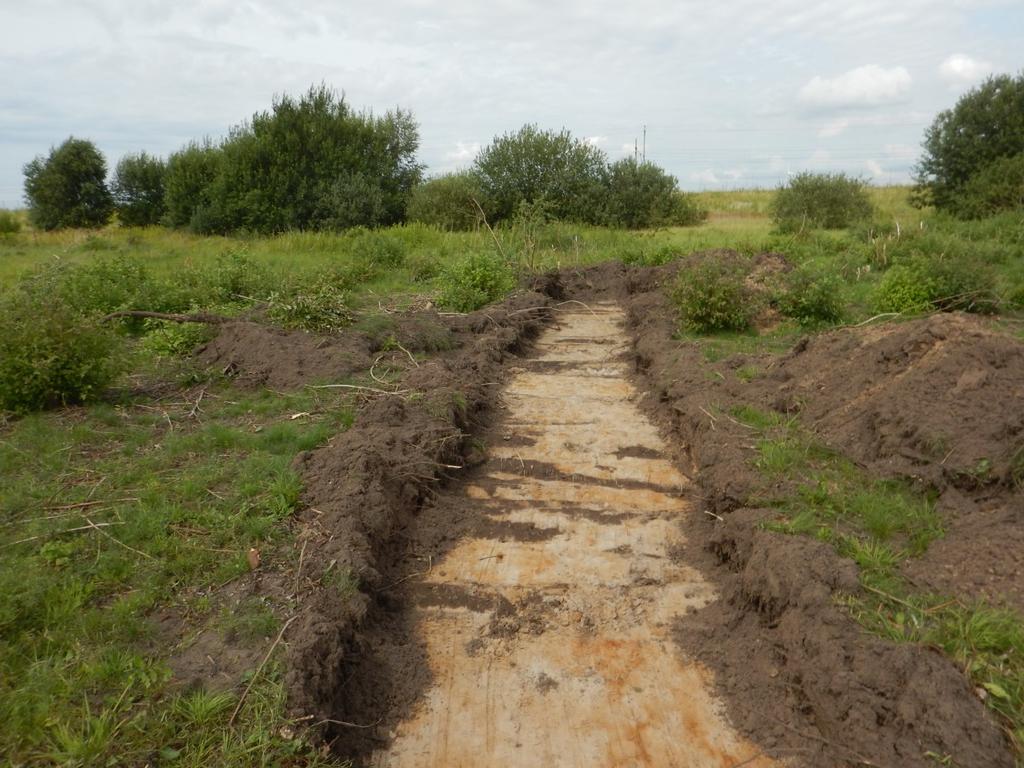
[375,556,433,592]
[394,340,419,368]
[3,521,126,549]
[229,615,298,726]
[307,384,408,396]
[83,516,153,560]
[101,310,232,325]
[44,497,138,511]
[314,716,383,729]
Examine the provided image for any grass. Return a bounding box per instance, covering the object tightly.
[742,411,1023,756]
[0,358,357,765]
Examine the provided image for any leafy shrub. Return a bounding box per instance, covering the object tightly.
[914,73,1024,212]
[140,320,216,357]
[196,251,274,305]
[348,229,407,269]
[0,292,124,412]
[604,159,705,228]
[672,254,757,333]
[112,152,166,227]
[163,141,222,228]
[437,252,515,312]
[777,268,844,326]
[953,153,1024,219]
[407,171,488,231]
[876,254,997,314]
[474,124,608,224]
[772,172,874,232]
[23,137,113,230]
[267,281,354,333]
[0,209,21,234]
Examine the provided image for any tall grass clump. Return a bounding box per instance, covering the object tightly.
[875,253,997,314]
[772,172,874,232]
[0,209,21,234]
[776,267,844,326]
[672,253,757,332]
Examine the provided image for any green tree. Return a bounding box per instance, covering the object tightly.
[914,73,1024,212]
[952,152,1024,219]
[111,152,166,226]
[407,171,488,230]
[23,137,113,230]
[604,159,704,228]
[474,124,609,224]
[163,140,222,228]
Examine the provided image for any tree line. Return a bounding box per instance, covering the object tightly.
[22,85,704,234]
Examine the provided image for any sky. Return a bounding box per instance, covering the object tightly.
[1,0,1022,206]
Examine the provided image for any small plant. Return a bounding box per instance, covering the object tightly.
[267,281,354,333]
[672,254,757,333]
[140,319,216,356]
[772,172,874,232]
[0,292,125,413]
[875,253,997,314]
[437,252,515,312]
[777,267,844,326]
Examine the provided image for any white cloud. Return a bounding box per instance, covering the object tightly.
[443,141,481,164]
[584,135,608,147]
[866,159,885,178]
[691,169,720,185]
[939,53,993,86]
[799,64,912,109]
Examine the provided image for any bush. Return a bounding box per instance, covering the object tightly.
[267,281,354,333]
[0,209,21,234]
[914,73,1024,212]
[437,252,515,312]
[163,141,221,228]
[0,292,124,413]
[672,255,757,333]
[407,171,488,230]
[112,152,167,227]
[474,124,608,224]
[777,268,844,326]
[604,159,705,228]
[23,137,113,230]
[876,254,997,314]
[953,153,1024,219]
[140,320,216,357]
[772,172,874,232]
[348,229,407,269]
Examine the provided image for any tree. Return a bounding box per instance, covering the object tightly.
[914,73,1024,212]
[604,159,704,228]
[771,172,873,232]
[473,125,609,224]
[407,171,488,231]
[953,153,1024,218]
[177,85,424,234]
[23,137,113,230]
[112,152,166,226]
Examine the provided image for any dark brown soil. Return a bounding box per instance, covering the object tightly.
[615,258,1020,767]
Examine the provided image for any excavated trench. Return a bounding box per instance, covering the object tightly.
[342,303,777,767]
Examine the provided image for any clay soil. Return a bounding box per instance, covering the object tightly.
[188,259,1021,767]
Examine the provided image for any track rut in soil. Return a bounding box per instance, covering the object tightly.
[359,303,775,767]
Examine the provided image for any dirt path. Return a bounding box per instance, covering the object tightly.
[370,304,776,767]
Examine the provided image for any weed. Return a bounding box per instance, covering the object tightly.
[776,266,844,326]
[672,254,757,333]
[437,252,515,312]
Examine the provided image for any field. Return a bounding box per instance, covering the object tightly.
[2,187,1023,767]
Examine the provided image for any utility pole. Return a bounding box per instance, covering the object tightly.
[634,138,638,163]
[642,125,646,163]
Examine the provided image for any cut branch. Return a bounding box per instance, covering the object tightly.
[101,310,232,325]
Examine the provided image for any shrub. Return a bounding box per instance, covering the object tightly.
[23,137,113,230]
[771,172,874,232]
[914,73,1024,212]
[672,254,757,333]
[437,252,515,312]
[777,268,844,326]
[140,320,216,357]
[112,152,167,227]
[267,281,354,333]
[0,209,21,234]
[953,153,1024,219]
[474,124,608,224]
[163,141,222,228]
[407,171,488,230]
[0,291,124,412]
[348,229,407,269]
[604,159,705,228]
[876,254,997,314]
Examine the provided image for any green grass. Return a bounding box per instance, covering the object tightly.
[0,364,356,765]
[746,416,1023,756]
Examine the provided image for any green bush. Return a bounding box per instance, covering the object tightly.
[777,268,844,326]
[267,281,354,333]
[23,137,113,230]
[140,320,216,357]
[112,152,167,227]
[407,171,488,231]
[163,141,221,228]
[604,159,705,228]
[876,254,997,314]
[437,252,515,312]
[348,228,407,269]
[0,209,21,234]
[672,254,757,333]
[0,292,124,412]
[772,172,874,232]
[953,153,1024,219]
